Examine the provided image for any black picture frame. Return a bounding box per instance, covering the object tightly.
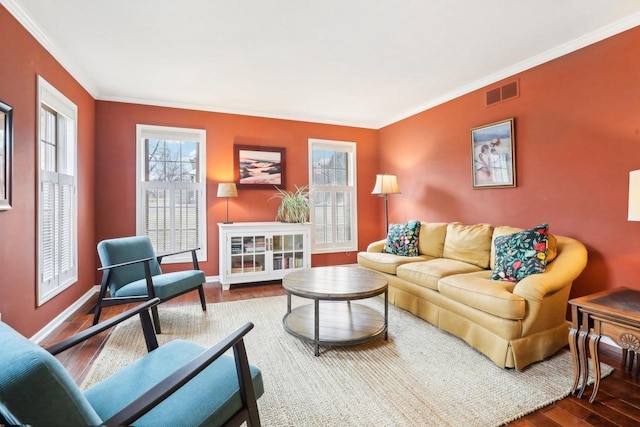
[234,144,286,189]
[0,100,13,210]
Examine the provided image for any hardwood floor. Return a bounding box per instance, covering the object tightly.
[42,281,640,426]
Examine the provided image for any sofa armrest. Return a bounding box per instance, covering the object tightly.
[513,236,587,336]
[367,239,386,253]
[512,236,588,302]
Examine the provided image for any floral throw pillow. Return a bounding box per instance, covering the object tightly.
[383,220,421,256]
[491,223,550,282]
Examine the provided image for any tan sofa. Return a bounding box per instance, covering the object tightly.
[357,222,588,370]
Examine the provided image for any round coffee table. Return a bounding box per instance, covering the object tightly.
[282,265,388,356]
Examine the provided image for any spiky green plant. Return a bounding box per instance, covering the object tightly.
[270,185,310,223]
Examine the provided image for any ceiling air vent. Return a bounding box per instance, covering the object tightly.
[485,80,519,106]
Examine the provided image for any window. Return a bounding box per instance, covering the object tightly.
[308,139,357,253]
[136,125,207,262]
[37,76,78,305]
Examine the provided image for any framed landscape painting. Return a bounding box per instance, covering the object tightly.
[471,118,516,189]
[0,100,13,210]
[234,145,286,189]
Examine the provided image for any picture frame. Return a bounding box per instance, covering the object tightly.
[471,118,516,189]
[0,100,13,210]
[234,144,286,189]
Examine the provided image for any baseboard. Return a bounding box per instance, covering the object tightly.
[32,278,220,344]
[30,285,99,344]
[600,336,620,349]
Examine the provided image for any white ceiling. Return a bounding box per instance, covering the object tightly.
[4,0,640,129]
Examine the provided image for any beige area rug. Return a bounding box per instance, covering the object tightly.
[82,295,612,426]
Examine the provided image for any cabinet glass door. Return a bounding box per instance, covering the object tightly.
[230,235,266,274]
[272,233,304,271]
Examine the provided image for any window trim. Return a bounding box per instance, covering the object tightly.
[136,124,207,263]
[37,76,78,306]
[308,138,358,254]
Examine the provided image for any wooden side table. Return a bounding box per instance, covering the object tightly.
[569,287,640,403]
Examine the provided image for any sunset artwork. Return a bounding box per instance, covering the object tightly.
[238,148,283,185]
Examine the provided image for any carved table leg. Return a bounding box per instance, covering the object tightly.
[569,324,581,394]
[588,332,602,403]
[577,328,589,398]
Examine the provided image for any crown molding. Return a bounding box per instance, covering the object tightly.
[3,0,639,129]
[377,12,640,129]
[97,94,378,129]
[1,0,99,98]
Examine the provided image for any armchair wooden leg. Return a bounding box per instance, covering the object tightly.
[198,285,207,312]
[94,270,111,325]
[151,305,162,334]
[92,302,103,326]
[233,340,261,427]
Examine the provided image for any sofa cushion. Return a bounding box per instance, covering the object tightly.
[417,222,448,258]
[442,222,494,268]
[357,251,433,275]
[397,258,484,291]
[490,225,558,269]
[491,224,549,282]
[114,270,206,299]
[383,220,421,256]
[438,271,526,320]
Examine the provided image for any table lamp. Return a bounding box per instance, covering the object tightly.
[371,173,401,232]
[629,170,640,221]
[217,183,238,223]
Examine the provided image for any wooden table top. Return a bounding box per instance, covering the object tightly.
[569,287,640,322]
[282,266,387,300]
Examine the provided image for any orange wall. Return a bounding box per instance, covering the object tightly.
[378,26,640,298]
[3,1,640,336]
[0,6,96,336]
[94,102,380,276]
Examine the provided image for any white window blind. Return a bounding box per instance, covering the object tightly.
[136,125,207,262]
[308,139,358,253]
[37,76,78,305]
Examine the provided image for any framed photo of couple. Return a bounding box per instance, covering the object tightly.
[471,118,516,189]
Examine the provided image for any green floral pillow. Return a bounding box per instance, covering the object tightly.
[491,224,549,282]
[383,220,421,256]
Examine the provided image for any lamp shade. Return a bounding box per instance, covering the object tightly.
[629,170,640,221]
[217,183,238,198]
[371,174,401,195]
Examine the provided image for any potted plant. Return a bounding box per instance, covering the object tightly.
[270,185,310,223]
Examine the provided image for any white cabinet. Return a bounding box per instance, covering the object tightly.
[218,222,312,289]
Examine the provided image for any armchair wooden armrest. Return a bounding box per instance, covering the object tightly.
[97,256,156,271]
[156,247,201,269]
[47,298,161,355]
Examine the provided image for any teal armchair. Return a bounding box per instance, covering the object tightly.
[95,236,207,333]
[0,299,263,427]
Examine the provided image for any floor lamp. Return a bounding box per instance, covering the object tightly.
[371,174,401,233]
[217,183,238,224]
